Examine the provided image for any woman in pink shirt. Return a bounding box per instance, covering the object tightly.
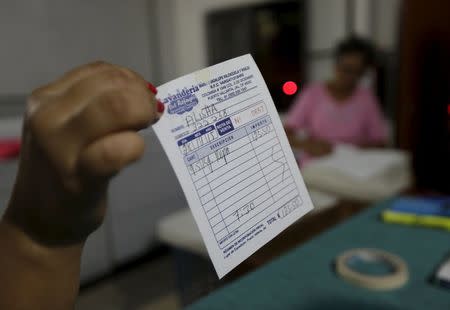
[285,37,388,161]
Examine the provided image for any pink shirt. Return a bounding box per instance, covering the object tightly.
[285,83,388,146]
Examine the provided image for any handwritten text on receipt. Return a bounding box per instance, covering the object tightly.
[152,55,313,278]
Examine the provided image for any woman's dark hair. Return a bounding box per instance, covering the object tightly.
[335,36,376,66]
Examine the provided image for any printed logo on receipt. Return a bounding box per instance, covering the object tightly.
[164,86,200,115]
[150,55,314,278]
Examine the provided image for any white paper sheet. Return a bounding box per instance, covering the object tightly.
[150,55,313,278]
[312,144,407,180]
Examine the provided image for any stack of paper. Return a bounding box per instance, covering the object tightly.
[312,144,407,180]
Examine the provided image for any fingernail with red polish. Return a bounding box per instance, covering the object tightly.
[157,100,165,113]
[147,82,158,95]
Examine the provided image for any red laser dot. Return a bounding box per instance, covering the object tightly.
[282,81,298,96]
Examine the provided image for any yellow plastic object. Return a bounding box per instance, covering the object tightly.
[382,210,450,231]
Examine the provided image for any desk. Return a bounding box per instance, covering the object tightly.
[169,199,366,305]
[225,199,367,280]
[187,201,450,310]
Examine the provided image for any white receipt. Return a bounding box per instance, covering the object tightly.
[152,55,313,278]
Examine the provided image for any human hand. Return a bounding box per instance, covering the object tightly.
[297,138,333,157]
[4,61,162,246]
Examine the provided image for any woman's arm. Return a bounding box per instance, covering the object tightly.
[0,62,160,309]
[0,221,82,309]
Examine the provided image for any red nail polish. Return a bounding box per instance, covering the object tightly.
[147,82,158,95]
[157,100,165,113]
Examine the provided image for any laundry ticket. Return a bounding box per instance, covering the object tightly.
[151,54,314,278]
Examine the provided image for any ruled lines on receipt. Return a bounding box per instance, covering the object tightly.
[151,54,313,278]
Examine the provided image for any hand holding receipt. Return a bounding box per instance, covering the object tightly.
[150,55,314,278]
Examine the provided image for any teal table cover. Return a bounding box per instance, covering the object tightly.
[187,200,450,310]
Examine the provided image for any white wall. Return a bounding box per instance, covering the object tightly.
[372,0,402,50]
[307,0,348,52]
[0,0,156,94]
[306,0,348,81]
[353,0,372,37]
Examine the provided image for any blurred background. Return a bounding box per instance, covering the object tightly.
[0,1,449,309]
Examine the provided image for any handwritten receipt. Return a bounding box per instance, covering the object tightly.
[152,55,313,278]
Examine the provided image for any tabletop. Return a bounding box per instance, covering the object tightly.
[187,200,450,310]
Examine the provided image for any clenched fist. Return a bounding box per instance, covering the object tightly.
[5,61,161,246]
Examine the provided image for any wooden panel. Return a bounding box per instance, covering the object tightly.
[396,0,450,193]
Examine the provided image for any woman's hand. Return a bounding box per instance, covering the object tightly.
[0,62,160,310]
[4,61,159,246]
[301,138,333,157]
[289,136,333,157]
